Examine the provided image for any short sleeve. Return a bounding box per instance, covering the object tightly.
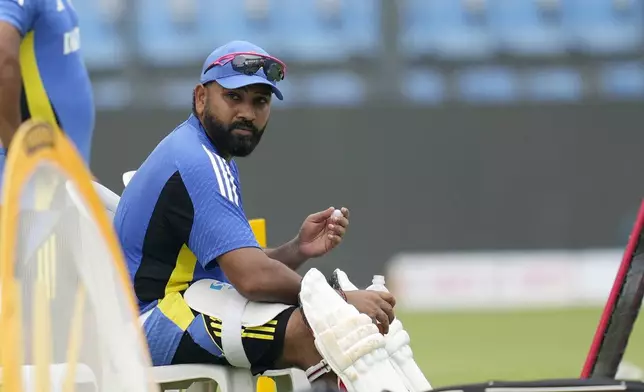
[0,0,38,36]
[181,145,259,269]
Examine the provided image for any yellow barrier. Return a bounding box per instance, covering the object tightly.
[248,218,277,392]
[249,219,267,249]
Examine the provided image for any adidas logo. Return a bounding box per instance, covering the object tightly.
[209,281,233,291]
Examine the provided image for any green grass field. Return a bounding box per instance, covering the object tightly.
[398,307,644,388]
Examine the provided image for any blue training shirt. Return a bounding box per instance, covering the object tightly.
[114,114,260,314]
[0,0,95,182]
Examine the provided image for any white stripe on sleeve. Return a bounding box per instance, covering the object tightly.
[201,145,237,205]
[216,155,240,206]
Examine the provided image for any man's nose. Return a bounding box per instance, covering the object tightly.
[235,103,256,123]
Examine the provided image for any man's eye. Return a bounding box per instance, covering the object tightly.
[227,92,241,101]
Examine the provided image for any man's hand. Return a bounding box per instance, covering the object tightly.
[345,290,395,335]
[296,206,350,259]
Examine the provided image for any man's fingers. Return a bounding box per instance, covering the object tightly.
[375,310,390,335]
[333,215,349,228]
[308,207,335,223]
[327,234,342,245]
[379,292,396,308]
[380,300,395,324]
[341,207,350,219]
[328,224,346,237]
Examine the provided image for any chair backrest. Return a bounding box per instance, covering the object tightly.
[91,181,121,221]
[122,170,136,187]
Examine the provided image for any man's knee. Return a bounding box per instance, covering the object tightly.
[279,308,338,384]
[280,308,319,368]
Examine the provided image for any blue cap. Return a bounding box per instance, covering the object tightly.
[200,40,284,100]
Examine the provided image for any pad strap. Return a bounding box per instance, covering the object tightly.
[221,291,252,368]
[305,359,332,382]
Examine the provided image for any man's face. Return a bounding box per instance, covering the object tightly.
[195,81,272,158]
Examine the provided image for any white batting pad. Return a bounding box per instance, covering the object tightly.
[334,269,358,291]
[334,269,432,392]
[300,268,409,392]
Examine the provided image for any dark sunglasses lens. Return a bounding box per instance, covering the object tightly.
[264,61,284,82]
[232,55,263,75]
[231,55,249,67]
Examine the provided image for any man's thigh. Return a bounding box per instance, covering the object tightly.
[143,293,297,376]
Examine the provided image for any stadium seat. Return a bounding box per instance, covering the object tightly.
[456,66,518,103]
[207,0,282,59]
[401,69,445,104]
[338,0,382,58]
[135,0,218,66]
[301,71,366,106]
[561,0,644,54]
[73,0,126,69]
[267,0,380,62]
[599,61,644,99]
[399,0,496,60]
[524,66,583,101]
[487,0,567,56]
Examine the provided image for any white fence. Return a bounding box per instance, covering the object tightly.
[386,248,625,311]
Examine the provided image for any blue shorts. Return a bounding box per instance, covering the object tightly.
[141,292,297,375]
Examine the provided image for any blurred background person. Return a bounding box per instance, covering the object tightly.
[0,0,95,187]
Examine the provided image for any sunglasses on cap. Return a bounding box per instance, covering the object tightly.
[203,52,286,83]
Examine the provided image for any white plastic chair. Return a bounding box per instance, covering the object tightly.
[0,363,98,392]
[152,364,309,392]
[263,368,311,392]
[91,181,120,220]
[152,364,253,392]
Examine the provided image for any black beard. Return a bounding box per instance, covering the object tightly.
[202,107,265,158]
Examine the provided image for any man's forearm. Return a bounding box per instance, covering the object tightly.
[244,256,303,305]
[0,23,23,149]
[264,238,309,270]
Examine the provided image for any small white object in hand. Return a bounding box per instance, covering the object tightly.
[332,209,343,218]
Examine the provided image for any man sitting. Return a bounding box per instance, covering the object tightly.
[114,40,430,392]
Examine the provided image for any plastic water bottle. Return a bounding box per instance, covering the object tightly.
[366,274,388,293]
[366,275,389,334]
[365,275,434,391]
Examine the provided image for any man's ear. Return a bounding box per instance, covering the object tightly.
[194,84,206,115]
